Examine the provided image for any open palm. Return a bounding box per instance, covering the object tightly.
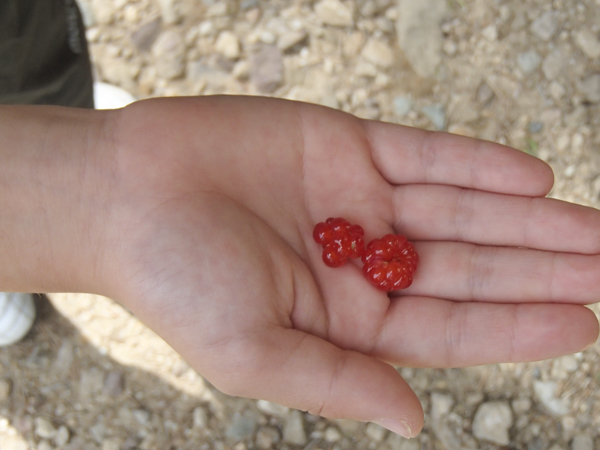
[100,96,600,436]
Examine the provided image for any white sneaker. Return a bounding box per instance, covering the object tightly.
[0,293,36,347]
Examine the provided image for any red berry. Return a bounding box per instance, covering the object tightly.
[362,234,418,291]
[313,218,365,267]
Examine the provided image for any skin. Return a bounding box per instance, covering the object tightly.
[1,96,599,437]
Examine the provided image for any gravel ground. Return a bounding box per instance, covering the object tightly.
[2,0,600,449]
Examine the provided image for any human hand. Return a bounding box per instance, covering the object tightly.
[94,96,599,437]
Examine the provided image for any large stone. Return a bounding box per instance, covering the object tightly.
[472,401,513,446]
[314,0,354,27]
[396,0,447,78]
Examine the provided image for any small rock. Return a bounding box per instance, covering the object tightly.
[130,17,162,52]
[152,30,186,79]
[314,0,354,27]
[256,400,289,417]
[448,124,476,138]
[482,24,498,41]
[90,421,106,443]
[37,440,53,450]
[571,434,594,450]
[332,418,361,436]
[324,426,342,442]
[91,0,115,25]
[255,425,280,449]
[103,370,125,397]
[577,74,600,103]
[249,45,284,93]
[422,103,446,130]
[472,401,513,446]
[533,381,569,416]
[193,406,209,428]
[517,50,541,74]
[0,378,11,401]
[215,31,241,59]
[278,29,308,51]
[55,425,70,447]
[361,38,395,68]
[226,412,257,442]
[133,409,151,426]
[549,81,566,100]
[542,47,566,80]
[396,0,447,78]
[34,417,56,440]
[531,11,558,41]
[529,121,544,133]
[393,96,413,116]
[430,392,454,419]
[477,81,495,104]
[157,0,180,24]
[206,2,229,17]
[355,60,378,77]
[575,30,600,59]
[283,410,307,446]
[512,397,532,414]
[365,422,387,442]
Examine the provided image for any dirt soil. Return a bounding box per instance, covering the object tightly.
[2,0,600,449]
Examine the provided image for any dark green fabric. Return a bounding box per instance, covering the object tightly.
[0,0,94,108]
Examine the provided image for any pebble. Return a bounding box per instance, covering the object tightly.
[193,406,209,428]
[531,11,558,41]
[517,50,541,74]
[216,31,241,59]
[255,425,280,449]
[422,103,446,130]
[157,0,180,24]
[571,434,594,450]
[542,48,565,80]
[226,412,257,442]
[396,0,447,78]
[152,30,187,79]
[430,392,454,419]
[133,409,150,426]
[533,381,569,416]
[103,370,125,397]
[360,38,395,68]
[577,74,600,103]
[282,410,307,446]
[249,45,284,93]
[55,425,70,447]
[0,378,11,401]
[314,0,354,27]
[130,17,162,52]
[393,96,413,116]
[365,422,387,442]
[324,426,342,442]
[37,440,53,450]
[512,397,532,414]
[472,401,513,446]
[34,417,57,440]
[278,29,308,52]
[574,30,600,59]
[256,400,289,417]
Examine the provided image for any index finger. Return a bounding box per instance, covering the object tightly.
[363,121,554,196]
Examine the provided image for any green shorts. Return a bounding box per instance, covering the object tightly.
[0,0,94,108]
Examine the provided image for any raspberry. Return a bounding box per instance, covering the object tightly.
[361,234,418,291]
[313,217,365,267]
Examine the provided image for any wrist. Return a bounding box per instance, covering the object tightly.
[0,105,120,294]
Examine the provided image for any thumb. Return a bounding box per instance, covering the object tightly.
[205,327,423,438]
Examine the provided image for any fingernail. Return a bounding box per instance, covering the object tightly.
[375,419,412,439]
